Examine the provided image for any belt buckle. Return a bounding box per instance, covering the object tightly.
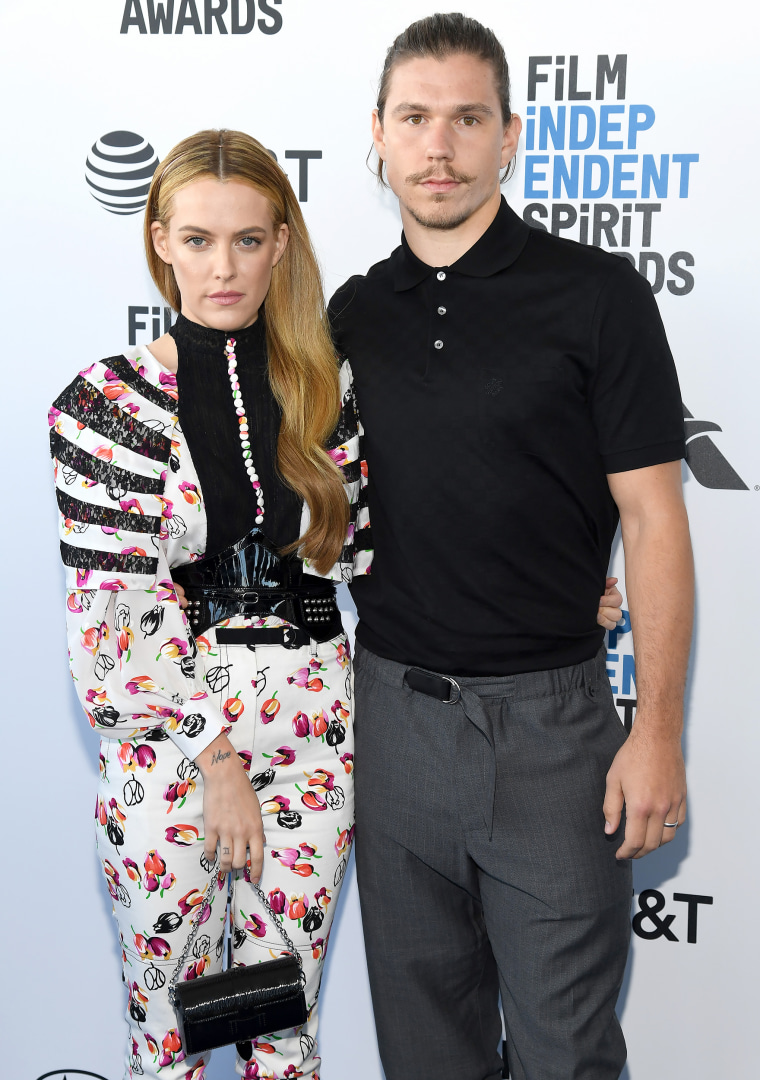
[282,626,301,650]
[241,591,260,604]
[406,666,462,704]
[441,676,461,704]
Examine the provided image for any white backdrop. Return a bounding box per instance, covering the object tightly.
[1,2,758,1078]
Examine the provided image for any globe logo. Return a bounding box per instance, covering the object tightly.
[85,131,159,216]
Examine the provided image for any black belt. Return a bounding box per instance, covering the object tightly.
[216,625,312,649]
[172,526,343,642]
[405,666,462,704]
[183,585,342,642]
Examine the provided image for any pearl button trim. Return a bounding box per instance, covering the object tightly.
[226,337,265,524]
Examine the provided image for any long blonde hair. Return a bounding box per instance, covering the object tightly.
[144,129,348,574]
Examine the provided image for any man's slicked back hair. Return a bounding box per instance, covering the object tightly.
[374,13,513,183]
[377,12,512,124]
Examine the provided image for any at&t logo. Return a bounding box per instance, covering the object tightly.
[85,131,158,216]
[88,135,321,216]
[632,890,713,943]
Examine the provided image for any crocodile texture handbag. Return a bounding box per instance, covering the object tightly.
[169,865,307,1056]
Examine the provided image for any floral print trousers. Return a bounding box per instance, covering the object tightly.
[96,630,355,1080]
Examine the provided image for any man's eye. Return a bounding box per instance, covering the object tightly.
[406,115,424,125]
[461,116,478,126]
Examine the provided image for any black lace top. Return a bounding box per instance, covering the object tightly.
[171,313,302,556]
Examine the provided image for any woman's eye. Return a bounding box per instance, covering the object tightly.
[239,237,261,248]
[186,237,207,248]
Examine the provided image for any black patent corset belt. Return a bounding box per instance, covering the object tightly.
[172,528,342,642]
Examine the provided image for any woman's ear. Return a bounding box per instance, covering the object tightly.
[151,220,172,265]
[272,222,290,267]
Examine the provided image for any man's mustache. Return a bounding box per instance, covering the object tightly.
[405,165,475,185]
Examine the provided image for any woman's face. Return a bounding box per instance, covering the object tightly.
[151,177,289,331]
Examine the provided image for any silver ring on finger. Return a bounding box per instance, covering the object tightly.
[663,821,679,828]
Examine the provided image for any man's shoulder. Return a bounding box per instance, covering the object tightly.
[525,224,636,282]
[329,249,398,308]
[328,248,401,347]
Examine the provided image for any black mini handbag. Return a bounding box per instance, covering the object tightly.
[169,866,307,1056]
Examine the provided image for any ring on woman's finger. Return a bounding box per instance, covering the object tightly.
[663,821,679,829]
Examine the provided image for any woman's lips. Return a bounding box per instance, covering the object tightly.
[208,292,244,305]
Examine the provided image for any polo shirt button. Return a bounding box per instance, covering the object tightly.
[437,306,447,315]
[437,271,446,281]
[434,339,444,350]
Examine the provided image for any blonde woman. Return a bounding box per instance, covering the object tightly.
[49,129,371,1080]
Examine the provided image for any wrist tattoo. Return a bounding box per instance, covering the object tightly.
[210,749,232,765]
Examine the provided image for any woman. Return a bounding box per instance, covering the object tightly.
[49,129,370,1080]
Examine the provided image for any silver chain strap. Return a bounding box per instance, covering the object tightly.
[168,859,305,1006]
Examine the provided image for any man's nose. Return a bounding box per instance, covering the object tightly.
[425,120,455,160]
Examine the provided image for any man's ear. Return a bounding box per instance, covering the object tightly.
[151,220,172,265]
[501,114,522,169]
[371,109,387,162]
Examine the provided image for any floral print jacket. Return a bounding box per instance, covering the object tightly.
[49,345,371,761]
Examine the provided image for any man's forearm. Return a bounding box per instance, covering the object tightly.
[604,461,693,857]
[620,497,694,737]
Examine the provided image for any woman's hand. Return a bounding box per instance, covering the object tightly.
[174,581,189,609]
[196,732,264,879]
[597,576,624,631]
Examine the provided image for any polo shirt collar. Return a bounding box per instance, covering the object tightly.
[391,196,531,292]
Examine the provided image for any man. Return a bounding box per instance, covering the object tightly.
[329,13,693,1080]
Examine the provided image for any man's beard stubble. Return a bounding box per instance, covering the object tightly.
[402,164,476,231]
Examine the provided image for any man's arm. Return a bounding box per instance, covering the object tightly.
[604,460,694,859]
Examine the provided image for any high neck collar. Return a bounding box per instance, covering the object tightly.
[169,311,266,356]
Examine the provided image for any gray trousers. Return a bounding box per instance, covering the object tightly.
[353,643,632,1080]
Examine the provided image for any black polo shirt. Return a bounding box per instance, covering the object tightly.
[329,198,685,676]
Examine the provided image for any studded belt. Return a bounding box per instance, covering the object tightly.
[172,526,343,642]
[180,584,342,642]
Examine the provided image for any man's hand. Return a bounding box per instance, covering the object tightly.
[196,732,265,878]
[597,576,623,630]
[603,724,686,858]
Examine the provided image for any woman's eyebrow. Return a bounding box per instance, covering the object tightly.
[176,225,268,236]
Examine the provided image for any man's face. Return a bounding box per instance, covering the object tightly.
[372,52,521,231]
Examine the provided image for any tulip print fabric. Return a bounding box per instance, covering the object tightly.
[99,629,354,1079]
[49,344,369,1079]
[49,347,370,764]
[49,350,371,594]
